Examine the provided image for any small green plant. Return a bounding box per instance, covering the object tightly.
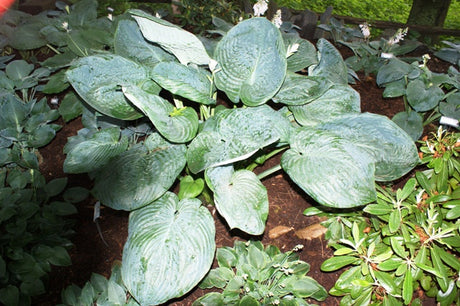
[60,261,138,306]
[418,127,460,194]
[194,240,328,305]
[434,40,460,67]
[0,167,88,306]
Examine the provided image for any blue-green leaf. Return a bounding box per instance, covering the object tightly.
[122,192,215,305]
[66,54,146,120]
[205,165,268,235]
[214,17,286,106]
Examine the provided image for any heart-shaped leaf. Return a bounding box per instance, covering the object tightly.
[122,192,215,305]
[130,9,210,65]
[392,111,424,141]
[213,17,287,106]
[289,84,360,127]
[406,79,444,112]
[92,134,186,211]
[151,62,215,105]
[282,128,376,208]
[66,54,147,120]
[123,85,199,143]
[376,58,414,86]
[206,165,268,235]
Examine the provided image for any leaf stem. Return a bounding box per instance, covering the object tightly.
[257,164,282,180]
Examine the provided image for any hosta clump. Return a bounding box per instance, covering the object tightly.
[0,167,87,306]
[63,8,419,305]
[194,240,328,305]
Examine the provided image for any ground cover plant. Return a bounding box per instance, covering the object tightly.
[0,0,458,305]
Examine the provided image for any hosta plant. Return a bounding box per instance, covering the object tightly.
[60,261,138,306]
[62,6,419,305]
[194,240,328,305]
[0,167,87,306]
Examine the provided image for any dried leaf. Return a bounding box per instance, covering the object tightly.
[295,223,327,240]
[268,225,294,239]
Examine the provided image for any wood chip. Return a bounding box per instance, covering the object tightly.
[268,225,294,239]
[295,223,327,240]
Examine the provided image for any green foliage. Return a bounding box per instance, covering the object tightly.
[0,168,83,306]
[194,240,328,305]
[173,0,247,35]
[56,4,420,304]
[310,129,460,305]
[60,261,139,306]
[274,0,460,30]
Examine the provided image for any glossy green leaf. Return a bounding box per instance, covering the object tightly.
[187,105,290,173]
[178,176,205,200]
[192,292,225,306]
[205,165,268,235]
[318,113,420,181]
[58,91,84,123]
[151,62,215,105]
[406,79,444,112]
[364,203,393,215]
[321,255,358,272]
[284,276,328,300]
[392,110,424,141]
[123,85,199,143]
[66,54,146,120]
[199,267,234,289]
[130,9,210,65]
[388,209,401,233]
[390,237,408,258]
[114,19,176,69]
[122,192,215,305]
[63,127,129,173]
[93,135,186,211]
[431,246,449,292]
[376,58,413,86]
[377,257,403,271]
[282,128,376,208]
[214,17,286,106]
[374,270,398,294]
[289,84,360,126]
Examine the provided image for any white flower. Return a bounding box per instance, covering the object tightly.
[253,0,268,17]
[286,43,299,58]
[388,27,408,45]
[50,97,59,105]
[381,52,394,59]
[272,9,282,28]
[208,59,218,72]
[107,7,114,21]
[62,21,69,31]
[359,23,371,39]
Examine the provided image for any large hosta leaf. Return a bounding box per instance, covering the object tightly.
[114,19,177,69]
[310,39,348,85]
[122,192,215,306]
[92,134,186,210]
[283,33,318,72]
[214,17,287,106]
[123,85,199,143]
[318,113,419,181]
[63,127,128,173]
[272,73,331,106]
[376,58,414,86]
[130,9,210,65]
[289,84,361,126]
[66,54,146,120]
[206,165,268,235]
[406,79,444,112]
[186,105,291,173]
[151,62,215,105]
[282,128,376,208]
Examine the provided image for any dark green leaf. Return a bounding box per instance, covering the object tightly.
[321,255,358,272]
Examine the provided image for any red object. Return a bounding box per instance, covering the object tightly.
[0,0,15,17]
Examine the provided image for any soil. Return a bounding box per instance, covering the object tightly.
[11,5,452,304]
